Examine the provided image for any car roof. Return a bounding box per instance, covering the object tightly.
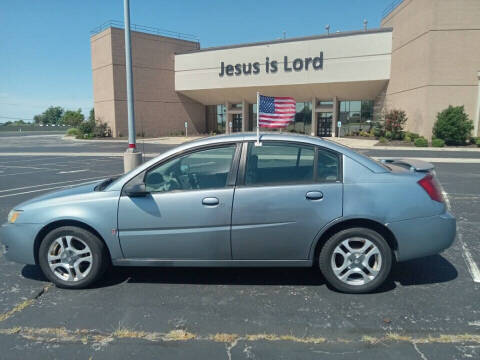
[108,133,386,191]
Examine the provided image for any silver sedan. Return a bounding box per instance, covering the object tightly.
[0,133,456,293]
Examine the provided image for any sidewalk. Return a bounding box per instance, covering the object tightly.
[328,137,480,152]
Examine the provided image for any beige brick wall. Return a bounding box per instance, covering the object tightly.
[382,0,480,137]
[91,27,205,138]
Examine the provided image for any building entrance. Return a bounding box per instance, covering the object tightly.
[317,112,333,137]
[232,114,242,132]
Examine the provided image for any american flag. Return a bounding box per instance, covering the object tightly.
[258,95,296,128]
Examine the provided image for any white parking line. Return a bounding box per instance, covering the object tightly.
[459,233,480,283]
[0,175,118,193]
[0,179,105,199]
[440,185,480,284]
[57,169,88,174]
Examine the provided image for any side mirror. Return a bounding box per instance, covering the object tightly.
[124,183,149,197]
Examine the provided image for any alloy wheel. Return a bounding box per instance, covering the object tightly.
[47,235,93,282]
[330,237,382,286]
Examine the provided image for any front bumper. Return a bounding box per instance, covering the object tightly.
[388,212,456,262]
[0,223,41,265]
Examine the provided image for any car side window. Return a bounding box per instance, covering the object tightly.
[317,148,341,182]
[245,142,314,186]
[144,145,236,193]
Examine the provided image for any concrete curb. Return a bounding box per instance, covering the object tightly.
[328,138,480,152]
[63,135,203,145]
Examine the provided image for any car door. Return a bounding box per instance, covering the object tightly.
[117,143,240,260]
[231,141,343,260]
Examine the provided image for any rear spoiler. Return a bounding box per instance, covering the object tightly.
[380,158,435,172]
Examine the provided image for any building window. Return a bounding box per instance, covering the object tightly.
[317,100,333,107]
[216,104,226,133]
[249,104,257,131]
[339,100,374,135]
[287,101,312,135]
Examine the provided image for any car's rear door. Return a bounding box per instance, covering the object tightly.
[231,141,343,260]
[117,143,240,260]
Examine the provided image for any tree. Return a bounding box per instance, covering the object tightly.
[33,106,64,125]
[62,109,85,127]
[88,108,95,122]
[433,105,473,145]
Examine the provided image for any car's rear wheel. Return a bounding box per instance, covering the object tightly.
[319,227,392,293]
[38,226,108,289]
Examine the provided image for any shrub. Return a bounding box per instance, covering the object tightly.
[378,137,387,144]
[78,118,95,136]
[476,138,480,147]
[405,131,420,141]
[404,136,411,143]
[431,138,445,147]
[77,118,111,138]
[432,105,473,145]
[372,121,385,138]
[470,137,478,145]
[385,131,392,140]
[384,109,407,140]
[66,128,80,137]
[414,137,428,147]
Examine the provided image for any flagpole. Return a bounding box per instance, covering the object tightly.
[255,91,261,146]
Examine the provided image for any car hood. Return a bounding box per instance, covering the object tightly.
[15,180,105,210]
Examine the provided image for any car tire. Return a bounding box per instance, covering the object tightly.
[319,227,392,294]
[38,226,108,289]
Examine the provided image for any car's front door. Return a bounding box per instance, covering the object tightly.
[231,141,343,260]
[117,143,240,260]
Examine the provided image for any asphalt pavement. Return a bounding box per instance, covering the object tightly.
[0,133,479,359]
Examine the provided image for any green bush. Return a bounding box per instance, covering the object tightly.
[414,137,428,147]
[378,137,387,144]
[78,119,95,136]
[372,121,385,138]
[404,136,411,143]
[476,138,480,147]
[432,105,473,145]
[405,131,420,141]
[385,131,392,140]
[431,138,445,147]
[66,128,80,137]
[470,137,478,145]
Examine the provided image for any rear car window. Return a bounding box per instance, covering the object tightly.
[245,142,314,185]
[317,149,341,182]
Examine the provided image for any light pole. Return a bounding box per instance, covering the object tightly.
[123,0,142,172]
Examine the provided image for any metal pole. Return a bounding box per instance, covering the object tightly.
[123,0,142,172]
[255,92,261,146]
[124,0,135,149]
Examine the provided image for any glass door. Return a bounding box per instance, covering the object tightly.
[317,112,333,137]
[232,114,242,132]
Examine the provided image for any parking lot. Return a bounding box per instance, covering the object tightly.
[0,133,479,359]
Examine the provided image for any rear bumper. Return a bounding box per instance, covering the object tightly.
[0,223,41,265]
[388,212,456,262]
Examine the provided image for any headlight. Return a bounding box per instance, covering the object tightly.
[7,210,23,224]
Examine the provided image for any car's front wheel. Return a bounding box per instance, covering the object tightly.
[38,226,108,289]
[319,227,392,293]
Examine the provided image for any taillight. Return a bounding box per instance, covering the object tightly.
[418,173,444,203]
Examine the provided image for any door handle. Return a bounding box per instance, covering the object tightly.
[202,197,219,206]
[306,191,323,200]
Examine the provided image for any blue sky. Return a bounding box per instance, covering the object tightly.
[0,0,390,123]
